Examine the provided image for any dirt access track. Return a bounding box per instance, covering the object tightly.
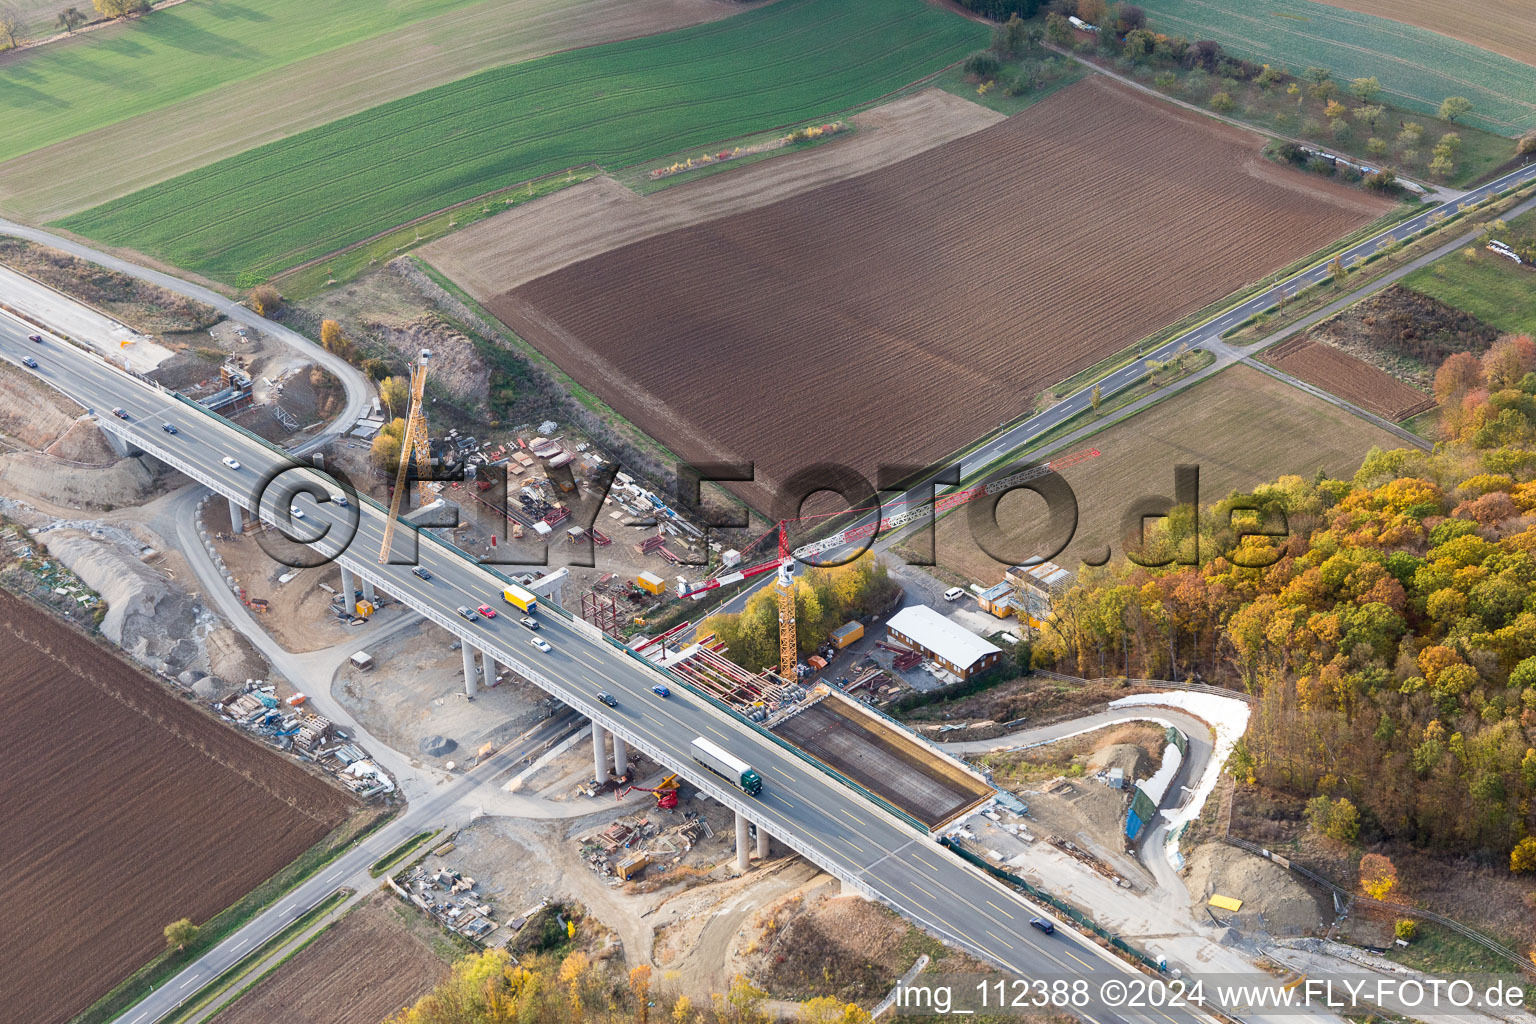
[450,76,1388,513]
[0,590,355,1024]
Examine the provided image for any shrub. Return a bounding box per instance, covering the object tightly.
[963,52,1001,80]
[1395,919,1418,941]
[247,284,282,317]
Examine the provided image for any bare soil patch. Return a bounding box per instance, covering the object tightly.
[1262,338,1434,421]
[423,87,1006,296]
[0,588,354,1024]
[928,364,1402,584]
[0,237,219,335]
[1317,0,1536,69]
[478,77,1387,512]
[1292,284,1501,390]
[216,891,455,1024]
[1182,842,1329,937]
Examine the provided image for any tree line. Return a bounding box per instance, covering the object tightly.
[1038,336,1536,862]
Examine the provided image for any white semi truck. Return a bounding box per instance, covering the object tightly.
[690,736,763,795]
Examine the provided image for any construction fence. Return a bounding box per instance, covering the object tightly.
[938,836,1166,974]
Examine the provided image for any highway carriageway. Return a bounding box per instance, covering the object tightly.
[0,309,1220,1024]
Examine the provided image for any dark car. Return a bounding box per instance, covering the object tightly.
[28,334,42,343]
[162,423,178,434]
[1029,918,1055,935]
[456,605,477,621]
[519,616,539,631]
[111,407,129,420]
[21,356,38,369]
[412,566,432,581]
[596,691,618,708]
[651,684,670,698]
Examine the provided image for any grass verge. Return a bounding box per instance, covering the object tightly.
[370,829,441,878]
[67,804,393,1024]
[1399,206,1536,336]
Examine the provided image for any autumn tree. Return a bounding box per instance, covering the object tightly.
[370,418,405,473]
[379,376,410,418]
[798,997,873,1024]
[1482,334,1536,390]
[163,918,199,953]
[1091,384,1102,414]
[1438,95,1473,122]
[57,5,86,31]
[319,318,343,351]
[1358,853,1398,900]
[1395,919,1418,941]
[992,13,1029,56]
[1077,0,1107,24]
[714,974,771,1024]
[247,283,282,317]
[1512,837,1536,873]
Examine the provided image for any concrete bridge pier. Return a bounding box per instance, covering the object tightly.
[593,722,608,782]
[339,565,356,611]
[756,826,770,860]
[360,577,376,606]
[100,426,136,458]
[226,497,244,533]
[612,735,628,778]
[481,651,499,687]
[735,811,751,872]
[462,643,478,697]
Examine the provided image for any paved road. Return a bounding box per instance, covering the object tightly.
[1,310,1229,1024]
[713,158,1536,616]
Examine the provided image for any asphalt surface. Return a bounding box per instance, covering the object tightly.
[715,158,1536,615]
[0,309,1224,1024]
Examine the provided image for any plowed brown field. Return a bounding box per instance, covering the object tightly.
[1263,337,1434,421]
[0,590,354,1024]
[484,77,1387,512]
[217,892,452,1024]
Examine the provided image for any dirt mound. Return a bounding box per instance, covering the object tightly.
[0,453,158,510]
[1183,842,1327,937]
[0,362,81,448]
[1088,742,1152,779]
[363,307,490,410]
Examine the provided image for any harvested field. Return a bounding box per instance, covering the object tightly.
[423,88,1006,297]
[0,589,354,1024]
[1262,338,1434,421]
[1317,0,1536,69]
[216,892,455,1024]
[927,364,1403,583]
[482,77,1387,512]
[0,0,744,221]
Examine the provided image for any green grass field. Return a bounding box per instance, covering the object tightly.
[1400,208,1536,336]
[0,0,483,163]
[56,0,986,285]
[1134,0,1536,136]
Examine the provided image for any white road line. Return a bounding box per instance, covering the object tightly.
[230,937,251,952]
[179,976,197,990]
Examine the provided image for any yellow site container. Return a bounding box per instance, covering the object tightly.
[636,571,665,595]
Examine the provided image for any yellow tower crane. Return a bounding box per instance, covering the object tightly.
[773,522,797,679]
[378,348,433,563]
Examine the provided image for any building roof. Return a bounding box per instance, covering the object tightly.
[979,582,1013,602]
[886,605,1002,670]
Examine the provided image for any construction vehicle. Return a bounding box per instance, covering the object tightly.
[616,773,681,809]
[379,349,434,563]
[690,737,762,795]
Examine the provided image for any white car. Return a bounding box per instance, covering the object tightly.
[528,637,552,653]
[222,456,241,470]
[288,505,305,519]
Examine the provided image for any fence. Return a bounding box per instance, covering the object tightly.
[939,837,1166,973]
[1219,836,1535,977]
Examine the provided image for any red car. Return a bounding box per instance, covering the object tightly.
[476,604,497,619]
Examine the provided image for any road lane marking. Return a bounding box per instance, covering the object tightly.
[837,835,864,854]
[1064,948,1094,969]
[838,808,866,827]
[985,899,1015,919]
[231,938,251,952]
[772,766,795,782]
[911,852,940,873]
[984,927,1013,950]
[179,976,197,990]
[910,880,938,901]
